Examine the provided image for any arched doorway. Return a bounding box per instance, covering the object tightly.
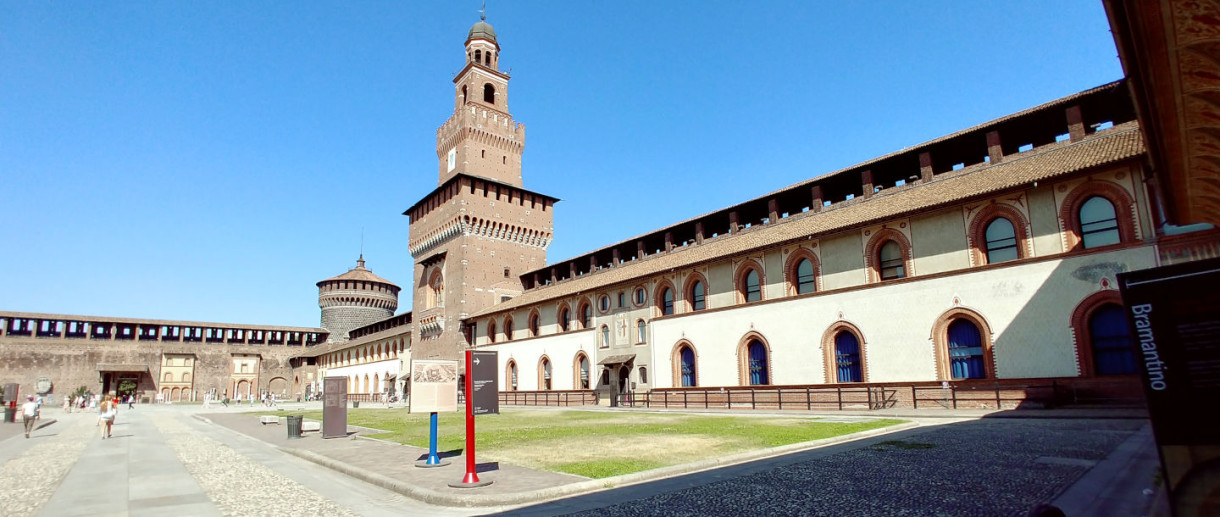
[835,331,863,383]
[618,365,630,394]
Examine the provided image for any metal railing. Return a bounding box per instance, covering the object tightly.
[499,390,596,407]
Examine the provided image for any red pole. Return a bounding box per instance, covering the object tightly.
[461,349,480,484]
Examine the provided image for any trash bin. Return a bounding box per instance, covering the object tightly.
[286,415,302,439]
[3,407,15,423]
[352,401,359,408]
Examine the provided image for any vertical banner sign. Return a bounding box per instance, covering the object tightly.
[470,350,499,415]
[322,376,348,439]
[449,350,496,488]
[1118,256,1220,516]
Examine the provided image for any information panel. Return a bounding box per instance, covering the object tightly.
[322,376,348,439]
[1118,256,1220,515]
[409,360,459,413]
[469,350,499,415]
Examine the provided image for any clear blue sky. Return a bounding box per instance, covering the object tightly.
[1,2,1123,328]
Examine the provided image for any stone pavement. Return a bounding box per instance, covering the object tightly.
[0,402,1169,516]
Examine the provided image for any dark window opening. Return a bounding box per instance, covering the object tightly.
[984,218,1019,263]
[483,83,495,104]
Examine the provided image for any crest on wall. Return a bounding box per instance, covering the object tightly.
[35,377,52,395]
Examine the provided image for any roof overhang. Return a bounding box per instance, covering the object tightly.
[96,364,150,373]
[1104,0,1220,226]
[598,354,636,366]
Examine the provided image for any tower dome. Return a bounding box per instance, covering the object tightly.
[316,256,400,343]
[467,20,497,44]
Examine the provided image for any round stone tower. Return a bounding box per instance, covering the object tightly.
[317,256,400,343]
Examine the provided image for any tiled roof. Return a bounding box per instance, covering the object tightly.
[468,122,1144,320]
[317,257,398,287]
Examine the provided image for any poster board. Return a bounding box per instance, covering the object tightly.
[322,376,347,439]
[409,360,458,413]
[469,350,499,415]
[1117,256,1220,515]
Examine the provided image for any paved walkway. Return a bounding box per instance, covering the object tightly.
[0,402,1169,516]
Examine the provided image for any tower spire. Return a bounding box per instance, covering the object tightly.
[479,1,486,21]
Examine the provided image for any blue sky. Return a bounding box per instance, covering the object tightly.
[0,2,1124,328]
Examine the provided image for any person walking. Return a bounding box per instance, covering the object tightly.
[22,396,39,438]
[98,398,116,439]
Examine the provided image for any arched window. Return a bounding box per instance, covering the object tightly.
[183,373,190,382]
[835,331,863,383]
[539,357,552,390]
[746,340,769,385]
[504,317,514,341]
[639,366,648,384]
[689,280,706,311]
[558,306,571,331]
[599,295,610,312]
[576,353,590,389]
[580,302,593,329]
[528,312,540,337]
[507,361,518,391]
[678,345,697,387]
[740,267,762,303]
[1079,196,1121,249]
[636,320,646,344]
[484,52,490,66]
[947,320,986,379]
[660,287,674,316]
[633,288,646,306]
[600,325,610,348]
[795,259,816,295]
[984,218,1019,264]
[487,321,497,344]
[164,372,173,382]
[483,83,495,104]
[428,270,444,308]
[474,49,482,64]
[1089,305,1137,375]
[879,241,905,280]
[461,85,467,103]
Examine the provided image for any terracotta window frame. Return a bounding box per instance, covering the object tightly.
[671,340,699,387]
[635,319,647,344]
[1070,289,1126,377]
[632,285,648,307]
[784,248,821,296]
[577,298,593,329]
[931,307,996,381]
[1058,180,1138,252]
[654,279,677,317]
[864,228,915,283]
[537,355,552,391]
[486,320,496,344]
[505,360,518,391]
[684,271,710,312]
[597,295,611,314]
[574,352,591,390]
[599,325,610,348]
[527,309,541,337]
[736,331,773,386]
[734,259,766,304]
[821,321,868,383]
[557,302,571,332]
[967,203,1032,266]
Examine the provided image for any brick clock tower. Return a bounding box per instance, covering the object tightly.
[405,16,558,361]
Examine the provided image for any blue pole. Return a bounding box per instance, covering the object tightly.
[427,411,441,465]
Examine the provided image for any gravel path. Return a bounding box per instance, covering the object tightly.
[152,415,358,517]
[565,419,1144,517]
[0,418,93,517]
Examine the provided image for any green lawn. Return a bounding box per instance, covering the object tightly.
[269,408,903,478]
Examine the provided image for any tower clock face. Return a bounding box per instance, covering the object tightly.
[447,148,457,172]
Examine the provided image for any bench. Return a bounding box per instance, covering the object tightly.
[259,415,280,425]
[301,421,321,432]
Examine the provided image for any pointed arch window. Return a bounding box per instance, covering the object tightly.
[559,306,571,331]
[747,340,769,385]
[528,312,540,337]
[487,321,497,344]
[1089,305,1137,375]
[577,354,590,389]
[504,317,514,341]
[795,259,816,294]
[507,361,518,391]
[661,287,674,315]
[947,320,986,379]
[580,302,593,329]
[540,358,552,390]
[835,331,863,383]
[690,281,706,311]
[680,346,697,387]
[1079,196,1121,249]
[742,269,761,302]
[984,218,1019,264]
[879,241,905,280]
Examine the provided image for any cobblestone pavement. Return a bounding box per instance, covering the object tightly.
[0,406,479,517]
[507,418,1150,517]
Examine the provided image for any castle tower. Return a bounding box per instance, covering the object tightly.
[405,16,558,360]
[317,256,400,343]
